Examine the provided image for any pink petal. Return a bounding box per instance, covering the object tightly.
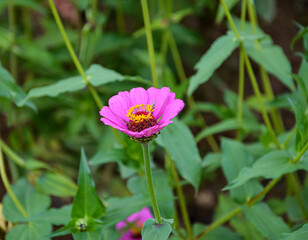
[159,99,185,124]
[99,106,126,128]
[100,118,131,135]
[130,87,149,106]
[147,87,175,119]
[109,94,130,122]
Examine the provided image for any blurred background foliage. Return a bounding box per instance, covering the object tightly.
[0,0,308,239]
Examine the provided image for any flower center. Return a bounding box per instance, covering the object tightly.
[126,104,157,132]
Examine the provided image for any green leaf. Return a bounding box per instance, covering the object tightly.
[215,0,239,24]
[21,64,150,105]
[221,139,263,203]
[280,224,308,240]
[6,222,51,240]
[246,45,294,90]
[71,149,105,219]
[141,219,172,240]
[242,203,290,240]
[35,172,77,197]
[28,205,72,225]
[196,119,239,142]
[0,63,35,110]
[157,119,202,191]
[188,34,240,96]
[127,170,175,219]
[3,178,50,222]
[225,151,301,190]
[230,217,265,240]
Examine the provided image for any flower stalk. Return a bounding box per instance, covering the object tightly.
[0,137,27,218]
[142,143,162,225]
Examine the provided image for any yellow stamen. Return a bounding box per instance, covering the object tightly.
[126,104,154,123]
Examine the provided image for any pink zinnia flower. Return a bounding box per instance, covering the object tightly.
[99,87,184,143]
[116,207,153,240]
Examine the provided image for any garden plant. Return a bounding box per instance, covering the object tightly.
[0,0,308,239]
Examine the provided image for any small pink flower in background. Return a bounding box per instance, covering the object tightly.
[116,207,153,240]
[100,87,184,143]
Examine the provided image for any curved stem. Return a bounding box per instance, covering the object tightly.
[168,155,193,240]
[48,0,103,109]
[140,0,159,88]
[0,139,27,218]
[48,0,126,147]
[142,143,162,224]
[0,140,25,168]
[292,141,308,163]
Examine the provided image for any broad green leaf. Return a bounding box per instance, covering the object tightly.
[141,219,172,240]
[246,45,294,90]
[6,222,51,240]
[242,203,290,240]
[21,64,150,104]
[157,119,202,191]
[221,139,263,203]
[35,172,77,197]
[193,223,242,240]
[225,151,301,190]
[188,34,240,96]
[0,63,35,109]
[71,149,105,219]
[127,170,175,219]
[196,119,239,142]
[28,205,72,225]
[3,178,50,222]
[280,224,308,240]
[215,0,239,24]
[298,58,308,91]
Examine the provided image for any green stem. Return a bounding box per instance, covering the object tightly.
[288,173,308,220]
[140,0,159,88]
[91,0,98,22]
[168,156,193,240]
[142,143,162,224]
[237,0,246,128]
[242,47,281,149]
[115,0,125,33]
[168,31,186,83]
[0,139,28,218]
[219,0,240,39]
[48,0,103,109]
[196,207,242,240]
[246,0,285,134]
[237,48,245,127]
[292,141,308,163]
[8,0,18,80]
[48,0,127,147]
[0,140,26,168]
